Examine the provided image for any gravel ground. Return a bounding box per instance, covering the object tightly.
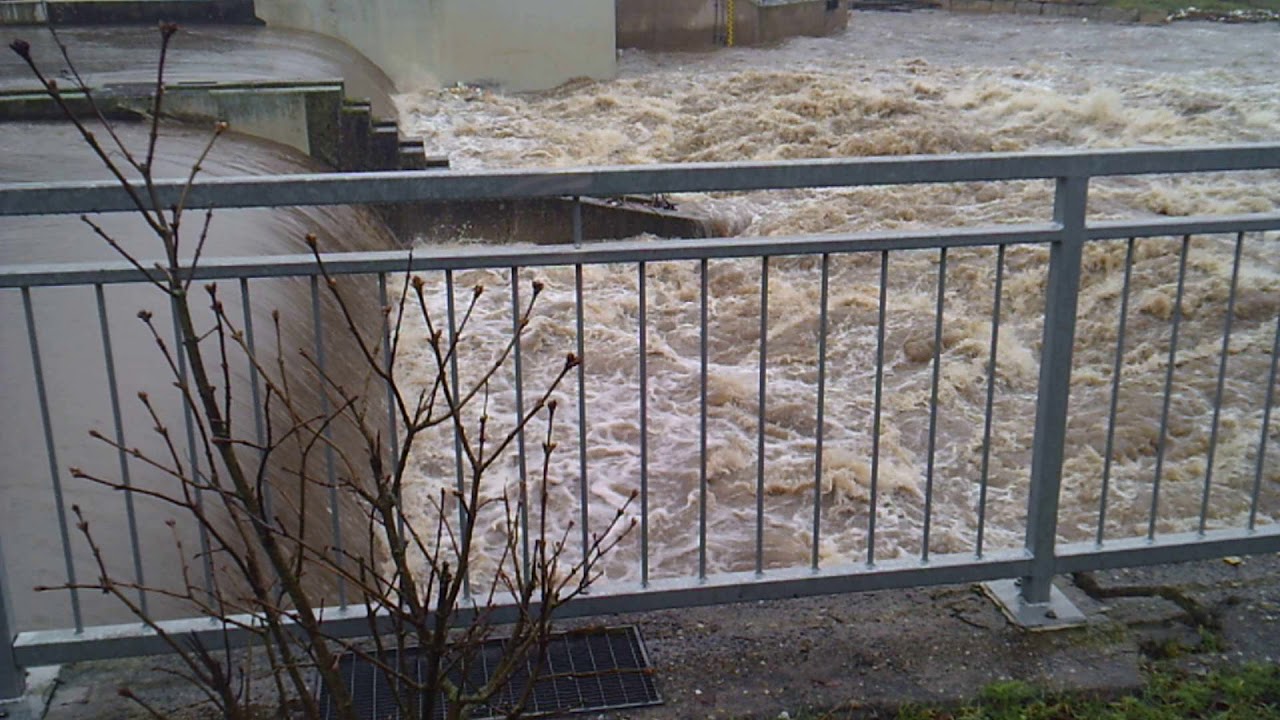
[14,553,1278,720]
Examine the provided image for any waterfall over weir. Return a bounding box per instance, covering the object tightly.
[0,23,412,630]
[0,121,397,631]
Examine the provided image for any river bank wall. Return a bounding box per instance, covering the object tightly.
[618,0,849,51]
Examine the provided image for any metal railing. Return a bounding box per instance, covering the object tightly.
[2,144,1280,700]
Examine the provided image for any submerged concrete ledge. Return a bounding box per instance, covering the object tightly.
[387,195,712,245]
[0,80,711,243]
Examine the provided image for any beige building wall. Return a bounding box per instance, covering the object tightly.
[255,0,616,92]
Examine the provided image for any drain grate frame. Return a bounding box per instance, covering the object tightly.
[318,624,661,719]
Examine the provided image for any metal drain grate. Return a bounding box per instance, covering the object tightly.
[319,625,661,719]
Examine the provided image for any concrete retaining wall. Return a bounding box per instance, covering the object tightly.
[0,80,441,172]
[1,81,706,243]
[618,0,848,51]
[0,0,257,24]
[253,0,616,92]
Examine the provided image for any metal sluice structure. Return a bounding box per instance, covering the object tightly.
[3,144,1280,703]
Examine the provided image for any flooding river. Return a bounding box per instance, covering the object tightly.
[1,11,1278,627]
[390,11,1280,583]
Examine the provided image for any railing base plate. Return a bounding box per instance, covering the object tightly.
[982,579,1087,631]
[0,665,59,720]
[0,697,37,720]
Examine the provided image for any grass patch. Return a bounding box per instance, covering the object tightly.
[893,663,1280,720]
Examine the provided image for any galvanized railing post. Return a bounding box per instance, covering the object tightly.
[0,534,25,703]
[984,174,1089,629]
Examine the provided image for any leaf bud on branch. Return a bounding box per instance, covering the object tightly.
[8,38,31,60]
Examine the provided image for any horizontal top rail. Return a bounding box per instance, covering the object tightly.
[2,144,1278,217]
[0,223,1060,288]
[14,523,1280,667]
[1087,211,1280,240]
[3,210,1277,289]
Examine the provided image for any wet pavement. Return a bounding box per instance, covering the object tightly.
[14,553,1279,719]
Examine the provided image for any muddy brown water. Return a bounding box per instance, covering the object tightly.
[390,11,1280,586]
[2,11,1279,629]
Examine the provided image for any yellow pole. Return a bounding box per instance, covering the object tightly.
[726,0,735,46]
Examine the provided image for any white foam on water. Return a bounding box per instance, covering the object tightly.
[389,12,1280,585]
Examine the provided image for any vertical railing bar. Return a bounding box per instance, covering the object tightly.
[510,267,531,585]
[922,247,948,562]
[1098,237,1137,545]
[756,256,770,576]
[311,275,346,608]
[23,286,83,632]
[976,244,1005,558]
[377,274,404,541]
[698,258,710,580]
[812,253,830,571]
[1249,289,1280,531]
[1199,232,1244,534]
[369,641,378,714]
[240,279,272,521]
[1022,175,1088,605]
[96,284,148,615]
[1149,234,1192,541]
[572,192,588,579]
[170,293,216,604]
[378,272,411,614]
[242,275,282,646]
[638,261,649,587]
[445,270,470,597]
[0,534,21,700]
[572,196,584,249]
[574,264,590,570]
[347,634,357,716]
[869,250,888,567]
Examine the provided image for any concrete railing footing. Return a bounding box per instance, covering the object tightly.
[983,579,1087,630]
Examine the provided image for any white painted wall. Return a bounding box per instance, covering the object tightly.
[254,0,616,92]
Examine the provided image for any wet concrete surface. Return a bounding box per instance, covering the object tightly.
[0,25,397,117]
[19,553,1279,719]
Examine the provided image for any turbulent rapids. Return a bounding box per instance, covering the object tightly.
[2,12,1277,629]
[388,11,1280,583]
